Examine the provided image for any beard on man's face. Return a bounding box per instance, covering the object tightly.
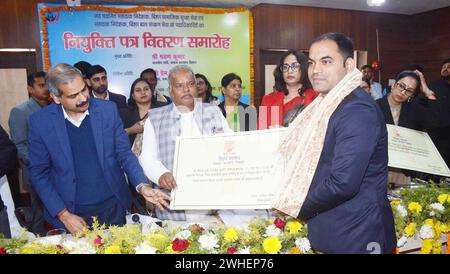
[442,75,450,82]
[94,85,107,93]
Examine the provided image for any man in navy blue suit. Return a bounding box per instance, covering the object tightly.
[298,33,396,253]
[28,63,170,235]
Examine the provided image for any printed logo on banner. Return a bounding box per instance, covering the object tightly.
[45,11,60,24]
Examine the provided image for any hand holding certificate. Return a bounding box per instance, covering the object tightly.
[386,124,450,177]
[170,129,287,210]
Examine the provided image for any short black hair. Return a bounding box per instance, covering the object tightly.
[395,70,421,95]
[127,78,152,107]
[73,61,92,77]
[221,73,241,88]
[443,58,450,65]
[405,64,424,73]
[311,32,354,61]
[361,64,372,71]
[195,73,215,102]
[86,64,107,79]
[27,71,46,87]
[140,68,157,78]
[361,76,371,88]
[273,50,311,96]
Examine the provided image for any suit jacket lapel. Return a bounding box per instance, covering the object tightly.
[89,99,104,169]
[380,97,395,125]
[51,104,74,170]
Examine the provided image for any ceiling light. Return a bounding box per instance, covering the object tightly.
[0,48,36,52]
[367,0,385,7]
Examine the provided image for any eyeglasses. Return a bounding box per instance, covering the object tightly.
[280,62,301,72]
[395,82,415,97]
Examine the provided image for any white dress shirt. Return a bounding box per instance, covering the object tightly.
[139,118,170,185]
[92,90,110,101]
[62,106,89,128]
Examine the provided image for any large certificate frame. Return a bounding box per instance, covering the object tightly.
[387,124,450,177]
[170,129,287,210]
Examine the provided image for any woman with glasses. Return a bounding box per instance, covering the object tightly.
[119,78,153,150]
[377,70,438,184]
[376,70,437,131]
[258,50,318,129]
[218,73,251,131]
[195,73,219,105]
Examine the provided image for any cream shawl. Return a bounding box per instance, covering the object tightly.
[272,68,362,217]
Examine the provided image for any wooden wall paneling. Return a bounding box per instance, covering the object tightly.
[0,0,43,70]
[252,4,416,104]
[411,7,450,82]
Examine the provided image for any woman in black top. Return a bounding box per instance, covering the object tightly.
[120,78,153,146]
[376,70,437,131]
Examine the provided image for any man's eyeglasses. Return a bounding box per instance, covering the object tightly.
[280,62,301,72]
[395,82,415,97]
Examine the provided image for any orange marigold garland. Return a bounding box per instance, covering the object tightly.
[249,10,255,106]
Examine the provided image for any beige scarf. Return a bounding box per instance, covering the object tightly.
[272,68,362,217]
[131,118,148,157]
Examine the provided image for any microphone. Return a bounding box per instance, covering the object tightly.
[132,214,140,224]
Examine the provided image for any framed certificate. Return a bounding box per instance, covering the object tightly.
[387,124,450,177]
[170,128,287,210]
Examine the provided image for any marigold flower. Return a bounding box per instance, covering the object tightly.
[263,237,281,254]
[104,245,121,254]
[438,194,449,204]
[420,239,433,254]
[432,241,442,254]
[408,202,422,213]
[286,220,303,235]
[224,228,239,243]
[289,247,302,254]
[390,200,401,206]
[424,219,434,226]
[404,223,416,237]
[440,223,450,233]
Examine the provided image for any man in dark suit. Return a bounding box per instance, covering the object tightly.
[8,71,49,236]
[298,33,396,253]
[28,63,170,235]
[0,125,17,238]
[428,58,450,168]
[86,64,127,109]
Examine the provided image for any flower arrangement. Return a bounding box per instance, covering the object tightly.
[0,216,311,254]
[390,182,450,254]
[2,182,449,254]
